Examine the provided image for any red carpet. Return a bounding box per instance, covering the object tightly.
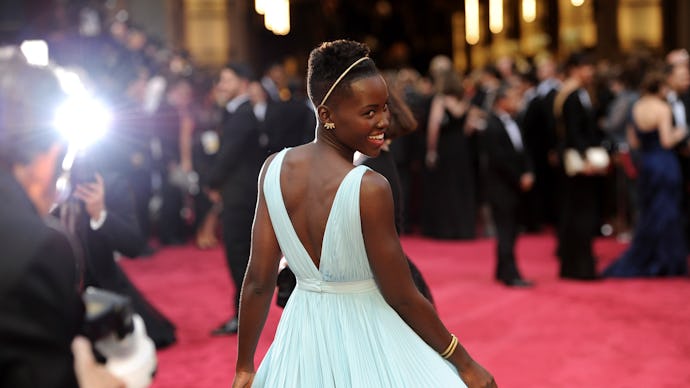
[120,233,690,388]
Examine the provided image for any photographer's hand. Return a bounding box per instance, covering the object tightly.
[74,174,106,222]
[206,188,222,205]
[72,336,125,388]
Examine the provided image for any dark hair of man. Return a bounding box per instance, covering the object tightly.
[564,50,595,74]
[0,48,66,168]
[306,39,379,108]
[223,62,255,82]
[493,83,514,107]
[482,65,503,82]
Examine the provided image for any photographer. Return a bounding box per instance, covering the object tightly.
[0,48,123,387]
[58,160,176,349]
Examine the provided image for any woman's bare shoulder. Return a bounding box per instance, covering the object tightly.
[280,143,314,166]
[360,169,393,205]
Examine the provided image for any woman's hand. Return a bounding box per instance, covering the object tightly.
[425,150,439,169]
[457,359,498,388]
[232,370,256,388]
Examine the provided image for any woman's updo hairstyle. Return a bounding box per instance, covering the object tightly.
[307,39,380,108]
[639,71,666,95]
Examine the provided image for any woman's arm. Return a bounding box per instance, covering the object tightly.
[234,155,283,377]
[360,171,496,388]
[658,104,688,149]
[425,95,445,168]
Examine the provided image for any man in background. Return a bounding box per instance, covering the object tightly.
[481,84,535,287]
[207,63,265,336]
[665,51,690,246]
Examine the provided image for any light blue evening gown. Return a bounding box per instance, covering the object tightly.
[252,148,466,387]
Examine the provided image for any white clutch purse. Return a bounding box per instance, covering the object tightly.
[563,147,610,176]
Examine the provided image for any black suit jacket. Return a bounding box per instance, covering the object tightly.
[481,113,533,208]
[670,91,690,128]
[263,99,316,155]
[208,100,266,210]
[67,173,146,290]
[0,170,83,388]
[670,91,690,146]
[560,89,602,154]
[521,89,558,165]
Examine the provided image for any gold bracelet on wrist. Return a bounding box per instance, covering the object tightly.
[440,334,458,359]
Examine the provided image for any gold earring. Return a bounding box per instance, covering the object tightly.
[324,122,336,130]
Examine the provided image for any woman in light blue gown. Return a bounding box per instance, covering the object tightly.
[232,40,496,388]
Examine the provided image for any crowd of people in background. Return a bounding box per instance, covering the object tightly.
[40,12,689,296]
[2,4,690,387]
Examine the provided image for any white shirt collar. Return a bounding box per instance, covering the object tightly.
[226,94,250,114]
[496,110,524,151]
[537,78,561,97]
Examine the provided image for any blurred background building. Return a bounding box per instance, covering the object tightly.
[1,0,688,76]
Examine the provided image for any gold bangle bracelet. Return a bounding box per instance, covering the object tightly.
[443,337,458,359]
[440,334,458,358]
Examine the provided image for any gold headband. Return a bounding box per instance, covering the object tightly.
[319,57,371,106]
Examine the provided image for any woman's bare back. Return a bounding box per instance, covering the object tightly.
[632,97,670,132]
[277,144,359,270]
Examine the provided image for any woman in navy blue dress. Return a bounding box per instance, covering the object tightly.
[603,72,689,277]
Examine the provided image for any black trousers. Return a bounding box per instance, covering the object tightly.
[221,204,255,314]
[128,168,153,240]
[558,175,599,279]
[158,180,187,244]
[490,198,522,282]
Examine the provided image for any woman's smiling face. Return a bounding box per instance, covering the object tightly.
[328,75,391,157]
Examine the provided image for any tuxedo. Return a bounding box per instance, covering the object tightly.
[668,90,690,245]
[261,98,316,155]
[208,95,266,313]
[520,80,559,227]
[481,112,533,282]
[57,172,176,349]
[0,170,83,388]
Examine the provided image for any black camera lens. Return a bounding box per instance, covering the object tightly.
[82,287,134,342]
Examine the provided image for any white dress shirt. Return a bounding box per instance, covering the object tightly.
[497,111,524,151]
[667,91,687,128]
[226,94,250,114]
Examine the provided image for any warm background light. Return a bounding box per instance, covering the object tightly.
[259,0,290,35]
[571,0,585,6]
[522,0,536,23]
[490,0,504,34]
[255,0,266,15]
[465,0,480,44]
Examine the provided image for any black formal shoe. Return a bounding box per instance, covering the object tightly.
[211,317,238,336]
[501,278,534,288]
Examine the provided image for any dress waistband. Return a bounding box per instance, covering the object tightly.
[296,278,378,294]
